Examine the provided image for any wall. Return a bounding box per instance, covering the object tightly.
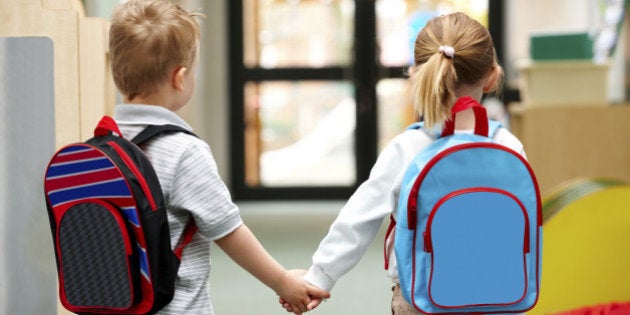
[184,0,231,184]
[0,36,57,315]
[0,1,114,314]
[505,0,626,102]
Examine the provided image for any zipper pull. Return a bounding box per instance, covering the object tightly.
[407,188,418,230]
[424,231,433,253]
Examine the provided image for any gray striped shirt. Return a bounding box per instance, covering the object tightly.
[114,104,243,314]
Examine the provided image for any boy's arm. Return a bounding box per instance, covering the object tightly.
[214,224,330,313]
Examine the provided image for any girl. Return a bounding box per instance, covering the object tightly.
[285,12,525,314]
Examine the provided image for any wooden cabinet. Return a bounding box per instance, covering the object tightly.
[509,104,630,196]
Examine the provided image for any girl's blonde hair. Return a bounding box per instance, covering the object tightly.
[410,12,503,128]
[109,0,203,100]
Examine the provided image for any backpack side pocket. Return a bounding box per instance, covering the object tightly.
[57,199,140,312]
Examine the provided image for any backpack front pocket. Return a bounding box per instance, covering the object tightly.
[423,188,529,309]
[56,199,140,311]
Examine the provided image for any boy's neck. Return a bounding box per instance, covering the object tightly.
[125,88,181,112]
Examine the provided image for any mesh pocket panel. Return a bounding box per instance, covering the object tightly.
[59,202,135,309]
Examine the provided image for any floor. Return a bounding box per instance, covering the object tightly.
[210,201,393,315]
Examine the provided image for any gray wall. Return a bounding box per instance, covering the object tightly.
[0,36,57,314]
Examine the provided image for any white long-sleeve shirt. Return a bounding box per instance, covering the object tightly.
[304,125,526,292]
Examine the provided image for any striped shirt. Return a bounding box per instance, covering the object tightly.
[114,104,243,314]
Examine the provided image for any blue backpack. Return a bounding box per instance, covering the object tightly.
[386,97,542,314]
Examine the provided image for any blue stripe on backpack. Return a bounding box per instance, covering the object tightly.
[388,97,542,314]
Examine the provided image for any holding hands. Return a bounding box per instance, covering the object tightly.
[213,226,327,314]
[276,269,329,314]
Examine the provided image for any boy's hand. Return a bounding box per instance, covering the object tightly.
[279,296,324,314]
[276,269,330,314]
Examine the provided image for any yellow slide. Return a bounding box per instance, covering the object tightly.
[528,178,630,314]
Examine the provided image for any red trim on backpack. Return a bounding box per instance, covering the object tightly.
[383,215,396,270]
[441,96,489,137]
[424,187,531,254]
[427,253,529,310]
[108,141,158,211]
[95,115,123,137]
[406,143,543,230]
[56,199,138,313]
[424,187,530,309]
[405,142,543,314]
[174,220,198,260]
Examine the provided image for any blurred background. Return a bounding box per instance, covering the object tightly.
[1,0,629,314]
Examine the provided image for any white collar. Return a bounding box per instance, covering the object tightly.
[113,104,193,131]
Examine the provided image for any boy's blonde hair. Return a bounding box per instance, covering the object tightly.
[410,12,503,128]
[109,0,202,100]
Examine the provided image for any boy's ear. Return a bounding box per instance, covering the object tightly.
[482,66,501,93]
[172,66,187,92]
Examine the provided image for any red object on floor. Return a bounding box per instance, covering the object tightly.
[554,302,630,315]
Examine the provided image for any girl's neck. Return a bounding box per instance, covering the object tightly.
[454,108,476,130]
[453,85,484,131]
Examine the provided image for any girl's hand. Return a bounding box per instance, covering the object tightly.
[276,270,329,314]
[279,296,324,314]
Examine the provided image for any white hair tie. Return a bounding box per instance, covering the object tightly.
[438,45,455,59]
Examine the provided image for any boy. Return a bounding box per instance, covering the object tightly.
[109,0,329,313]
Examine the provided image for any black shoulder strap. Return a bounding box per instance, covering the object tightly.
[131,124,197,146]
[129,124,200,258]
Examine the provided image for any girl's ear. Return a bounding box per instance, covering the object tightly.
[482,66,501,93]
[172,66,188,92]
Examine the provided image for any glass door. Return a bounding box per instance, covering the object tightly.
[228,0,500,200]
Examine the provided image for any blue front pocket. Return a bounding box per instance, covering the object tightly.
[424,188,529,308]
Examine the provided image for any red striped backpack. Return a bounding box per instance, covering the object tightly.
[44,116,197,314]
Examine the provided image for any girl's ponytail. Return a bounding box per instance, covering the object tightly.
[410,12,501,128]
[410,49,458,129]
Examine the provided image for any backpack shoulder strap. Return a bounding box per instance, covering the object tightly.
[174,220,198,260]
[407,121,443,139]
[409,119,503,138]
[488,120,503,138]
[131,124,197,146]
[384,214,396,270]
[407,122,423,130]
[130,124,199,256]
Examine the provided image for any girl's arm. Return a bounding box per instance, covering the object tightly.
[304,137,410,292]
[214,224,330,313]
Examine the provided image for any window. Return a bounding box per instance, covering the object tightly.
[228,0,506,200]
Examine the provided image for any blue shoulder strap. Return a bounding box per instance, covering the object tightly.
[407,122,442,139]
[407,120,503,139]
[407,122,424,130]
[487,120,503,137]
